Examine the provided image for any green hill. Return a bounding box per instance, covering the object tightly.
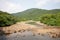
[12,8,60,26]
[12,8,60,21]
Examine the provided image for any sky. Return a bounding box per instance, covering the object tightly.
[0,0,60,13]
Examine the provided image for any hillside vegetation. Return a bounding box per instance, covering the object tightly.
[0,8,60,27]
[13,8,60,26]
[40,13,60,26]
[12,8,48,21]
[0,11,17,27]
[13,8,60,21]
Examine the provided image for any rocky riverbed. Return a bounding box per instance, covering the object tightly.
[0,31,60,40]
[0,21,60,40]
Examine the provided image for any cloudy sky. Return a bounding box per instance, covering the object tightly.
[0,0,60,13]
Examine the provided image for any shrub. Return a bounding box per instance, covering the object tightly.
[0,11,17,27]
[40,13,60,26]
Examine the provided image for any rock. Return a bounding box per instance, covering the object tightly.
[18,30,21,32]
[0,30,5,36]
[22,29,25,32]
[22,35,25,37]
[50,34,57,38]
[38,33,40,35]
[32,33,35,36]
[5,33,11,35]
[41,34,44,36]
[14,31,17,33]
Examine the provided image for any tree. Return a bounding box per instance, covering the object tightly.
[0,11,17,27]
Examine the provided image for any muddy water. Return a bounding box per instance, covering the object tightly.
[0,31,60,40]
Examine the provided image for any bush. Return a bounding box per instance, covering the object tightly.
[0,11,17,27]
[40,13,60,26]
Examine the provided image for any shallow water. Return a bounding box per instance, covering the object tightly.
[0,31,60,40]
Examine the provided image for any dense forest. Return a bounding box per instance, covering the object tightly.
[0,11,17,27]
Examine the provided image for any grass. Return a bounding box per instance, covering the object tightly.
[26,22,37,25]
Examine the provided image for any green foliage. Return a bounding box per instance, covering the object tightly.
[12,8,47,21]
[26,22,36,25]
[12,8,60,26]
[40,13,60,26]
[0,11,17,27]
[13,8,60,21]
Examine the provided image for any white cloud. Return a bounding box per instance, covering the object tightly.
[35,0,60,8]
[53,0,60,2]
[35,0,49,7]
[0,0,23,13]
[0,0,60,13]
